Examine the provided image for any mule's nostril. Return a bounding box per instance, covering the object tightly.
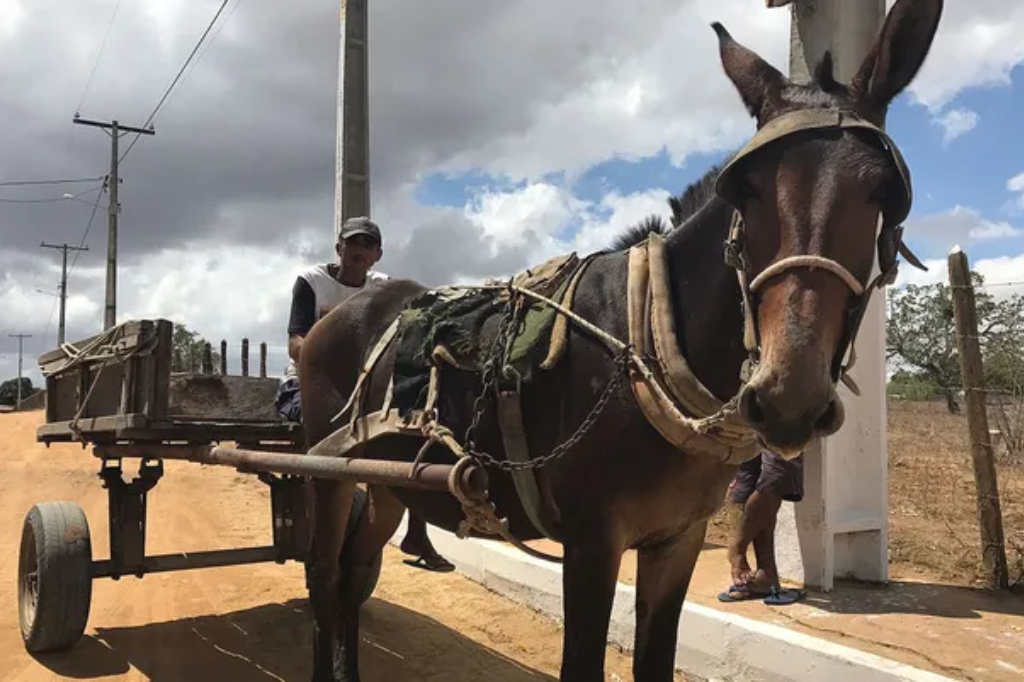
[814,397,845,435]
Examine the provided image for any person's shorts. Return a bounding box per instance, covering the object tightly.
[727,450,804,504]
[275,377,303,424]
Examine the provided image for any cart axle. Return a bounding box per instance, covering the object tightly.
[92,546,282,579]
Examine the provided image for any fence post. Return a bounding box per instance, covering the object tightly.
[241,338,249,377]
[202,342,213,374]
[948,246,1009,589]
[220,340,227,375]
[260,342,267,378]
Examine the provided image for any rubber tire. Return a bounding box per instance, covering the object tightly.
[18,501,93,654]
[344,487,383,605]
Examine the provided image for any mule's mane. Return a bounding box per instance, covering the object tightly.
[608,158,731,251]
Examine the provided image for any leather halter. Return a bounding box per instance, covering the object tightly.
[713,108,927,394]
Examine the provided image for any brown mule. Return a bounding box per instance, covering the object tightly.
[298,1,944,680]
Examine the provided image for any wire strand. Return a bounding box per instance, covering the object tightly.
[119,0,231,165]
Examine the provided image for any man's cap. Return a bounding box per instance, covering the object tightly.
[337,216,382,245]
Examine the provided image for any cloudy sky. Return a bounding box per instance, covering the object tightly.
[1,0,1022,387]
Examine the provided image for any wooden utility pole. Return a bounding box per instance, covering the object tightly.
[948,246,1009,590]
[72,115,155,330]
[40,242,89,346]
[335,0,371,231]
[8,333,32,410]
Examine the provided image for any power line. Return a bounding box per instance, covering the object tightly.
[0,176,104,187]
[119,0,230,165]
[75,0,124,115]
[68,187,105,277]
[0,186,103,204]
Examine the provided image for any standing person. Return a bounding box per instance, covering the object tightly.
[276,215,455,573]
[718,450,806,605]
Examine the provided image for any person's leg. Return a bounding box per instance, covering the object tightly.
[725,455,762,589]
[399,512,455,572]
[747,452,803,590]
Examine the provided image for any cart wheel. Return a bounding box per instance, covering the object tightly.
[18,501,93,654]
[345,487,382,605]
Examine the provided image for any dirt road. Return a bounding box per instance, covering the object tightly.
[0,411,673,682]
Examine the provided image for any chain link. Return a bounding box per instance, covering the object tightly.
[458,290,631,473]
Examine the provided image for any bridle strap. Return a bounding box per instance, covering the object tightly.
[716,107,927,394]
[724,209,892,394]
[749,255,866,296]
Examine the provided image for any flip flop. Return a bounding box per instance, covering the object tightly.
[402,555,456,573]
[762,586,806,605]
[717,584,773,603]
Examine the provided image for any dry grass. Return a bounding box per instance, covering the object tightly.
[706,400,1024,588]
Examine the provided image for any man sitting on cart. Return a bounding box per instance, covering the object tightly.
[275,215,456,573]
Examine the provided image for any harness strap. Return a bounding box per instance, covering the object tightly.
[495,387,562,541]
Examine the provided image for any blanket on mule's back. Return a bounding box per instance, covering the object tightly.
[391,251,590,416]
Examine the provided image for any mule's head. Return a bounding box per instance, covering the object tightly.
[711,0,942,456]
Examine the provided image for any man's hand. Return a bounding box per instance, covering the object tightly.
[288,334,304,364]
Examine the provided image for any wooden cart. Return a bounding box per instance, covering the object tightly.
[17,319,387,654]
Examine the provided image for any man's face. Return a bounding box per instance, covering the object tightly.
[336,233,382,275]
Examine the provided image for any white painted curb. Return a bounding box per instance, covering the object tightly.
[388,515,956,682]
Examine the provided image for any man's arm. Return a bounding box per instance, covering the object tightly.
[287,277,316,364]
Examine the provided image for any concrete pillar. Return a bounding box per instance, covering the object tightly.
[772,0,889,591]
[335,0,371,231]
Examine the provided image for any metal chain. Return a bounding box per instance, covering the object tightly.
[459,290,631,472]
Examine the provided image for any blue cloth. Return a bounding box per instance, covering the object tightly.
[275,377,303,423]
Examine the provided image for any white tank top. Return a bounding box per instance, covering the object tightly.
[284,264,388,379]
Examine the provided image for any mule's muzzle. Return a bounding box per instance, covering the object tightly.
[737,377,845,456]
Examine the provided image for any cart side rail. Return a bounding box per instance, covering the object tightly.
[38,319,174,429]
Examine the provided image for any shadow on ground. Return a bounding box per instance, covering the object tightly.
[802,577,1024,620]
[30,598,555,682]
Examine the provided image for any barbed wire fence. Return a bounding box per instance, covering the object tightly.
[946,248,1021,590]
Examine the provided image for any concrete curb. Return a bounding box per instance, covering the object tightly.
[388,516,956,682]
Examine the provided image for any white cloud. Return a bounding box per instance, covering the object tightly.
[905,205,1022,256]
[932,107,979,144]
[1007,172,1024,213]
[898,0,1024,113]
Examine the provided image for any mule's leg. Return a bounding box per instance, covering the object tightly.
[560,538,625,682]
[333,484,408,677]
[307,478,357,682]
[632,521,707,682]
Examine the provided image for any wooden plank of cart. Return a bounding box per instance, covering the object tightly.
[16,318,488,654]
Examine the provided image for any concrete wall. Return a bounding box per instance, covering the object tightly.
[773,0,890,592]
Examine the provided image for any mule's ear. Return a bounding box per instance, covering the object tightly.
[850,0,943,110]
[711,22,787,120]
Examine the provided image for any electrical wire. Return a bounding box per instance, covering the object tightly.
[119,0,231,164]
[0,177,104,188]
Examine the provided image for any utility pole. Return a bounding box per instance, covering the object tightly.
[40,242,89,346]
[8,334,32,411]
[335,0,371,232]
[72,114,155,330]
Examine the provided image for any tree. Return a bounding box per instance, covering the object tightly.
[887,272,1024,414]
[0,377,37,406]
[171,323,222,373]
